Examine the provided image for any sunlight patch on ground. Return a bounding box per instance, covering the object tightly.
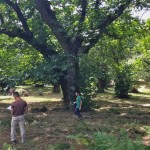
[138,85,150,93]
[0,96,13,104]
[120,113,127,116]
[0,94,62,104]
[139,104,150,107]
[25,96,61,103]
[143,136,150,146]
[95,106,112,111]
[0,96,12,100]
[131,93,150,98]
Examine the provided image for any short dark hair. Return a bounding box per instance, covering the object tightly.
[76,90,80,95]
[13,92,20,97]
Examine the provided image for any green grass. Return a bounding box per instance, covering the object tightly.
[0,84,150,149]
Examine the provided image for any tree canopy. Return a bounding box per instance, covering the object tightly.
[0,0,150,107]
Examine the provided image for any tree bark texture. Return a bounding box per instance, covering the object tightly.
[52,83,61,93]
[59,56,79,109]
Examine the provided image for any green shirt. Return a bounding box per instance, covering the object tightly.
[76,95,82,108]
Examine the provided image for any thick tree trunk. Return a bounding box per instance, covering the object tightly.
[59,76,69,109]
[59,55,79,109]
[67,60,79,101]
[52,83,61,93]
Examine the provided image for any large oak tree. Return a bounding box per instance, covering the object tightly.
[0,0,149,108]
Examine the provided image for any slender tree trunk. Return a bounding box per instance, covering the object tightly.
[97,78,106,93]
[52,83,61,93]
[59,76,69,109]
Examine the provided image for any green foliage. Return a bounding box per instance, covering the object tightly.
[144,126,150,136]
[48,143,71,150]
[108,107,120,114]
[2,143,17,150]
[79,49,112,110]
[68,129,147,150]
[89,131,146,150]
[80,86,93,111]
[0,0,150,107]
[0,35,43,86]
[68,134,90,146]
[141,53,150,81]
[79,68,95,111]
[81,50,111,91]
[115,64,132,98]
[29,54,71,84]
[75,120,90,132]
[0,118,10,127]
[128,19,150,82]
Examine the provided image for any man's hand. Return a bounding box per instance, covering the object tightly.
[70,102,76,105]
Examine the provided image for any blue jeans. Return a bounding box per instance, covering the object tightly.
[74,107,82,118]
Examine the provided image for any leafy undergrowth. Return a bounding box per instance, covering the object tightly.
[0,85,150,150]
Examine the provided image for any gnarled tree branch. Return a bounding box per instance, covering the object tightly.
[78,0,87,29]
[3,0,32,37]
[35,0,73,53]
[95,0,101,9]
[80,0,133,54]
[0,28,57,58]
[73,0,87,50]
[1,1,58,58]
[0,28,30,40]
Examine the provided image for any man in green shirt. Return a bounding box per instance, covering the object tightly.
[74,91,82,118]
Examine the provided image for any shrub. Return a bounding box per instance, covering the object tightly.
[2,143,17,150]
[68,130,148,150]
[115,64,132,98]
[48,143,71,150]
[89,132,146,150]
[0,118,10,127]
[79,76,96,111]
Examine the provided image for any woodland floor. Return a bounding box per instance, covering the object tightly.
[0,84,150,150]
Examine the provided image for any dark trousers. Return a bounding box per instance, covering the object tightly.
[74,107,82,118]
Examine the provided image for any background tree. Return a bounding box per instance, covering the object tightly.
[79,13,145,98]
[132,19,150,82]
[99,14,143,98]
[0,34,43,84]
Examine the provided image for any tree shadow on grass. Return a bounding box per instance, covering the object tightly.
[0,91,150,149]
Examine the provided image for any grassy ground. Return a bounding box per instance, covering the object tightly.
[0,85,150,150]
